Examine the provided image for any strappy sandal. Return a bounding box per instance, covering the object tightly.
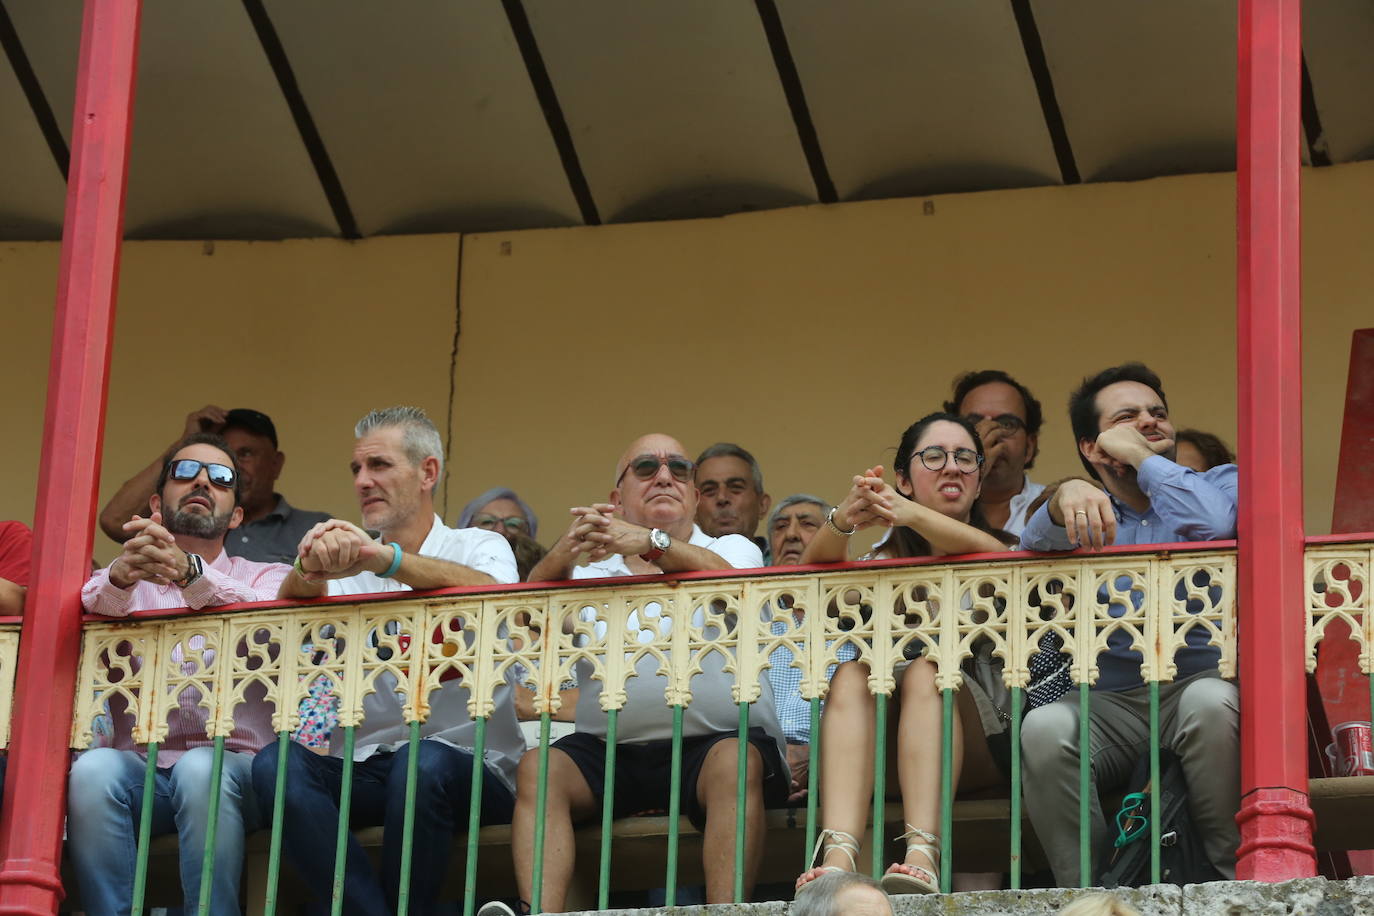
[879,824,940,895]
[795,828,860,892]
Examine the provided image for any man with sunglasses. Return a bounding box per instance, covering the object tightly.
[944,369,1046,536]
[98,405,331,563]
[509,434,786,913]
[70,433,290,916]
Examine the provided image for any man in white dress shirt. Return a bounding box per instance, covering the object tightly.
[507,433,787,912]
[254,406,520,916]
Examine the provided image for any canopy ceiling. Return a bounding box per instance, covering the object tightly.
[1,0,1370,241]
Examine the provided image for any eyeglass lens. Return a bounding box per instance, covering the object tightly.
[627,455,694,483]
[917,446,981,473]
[170,459,236,488]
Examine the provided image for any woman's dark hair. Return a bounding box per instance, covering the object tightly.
[884,412,1014,558]
[1175,428,1235,469]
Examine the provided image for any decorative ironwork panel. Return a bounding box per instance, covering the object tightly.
[1306,544,1373,675]
[0,626,19,748]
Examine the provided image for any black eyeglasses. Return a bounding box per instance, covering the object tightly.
[916,446,983,474]
[616,454,695,486]
[964,413,1027,433]
[167,458,236,489]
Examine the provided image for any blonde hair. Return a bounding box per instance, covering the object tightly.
[1058,893,1142,916]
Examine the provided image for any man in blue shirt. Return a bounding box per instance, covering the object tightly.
[1019,363,1239,886]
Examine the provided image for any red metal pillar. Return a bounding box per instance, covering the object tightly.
[0,1,142,912]
[1234,0,1316,881]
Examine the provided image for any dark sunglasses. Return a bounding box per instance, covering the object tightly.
[168,458,236,489]
[616,454,695,486]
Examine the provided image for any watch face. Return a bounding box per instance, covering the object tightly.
[650,529,671,551]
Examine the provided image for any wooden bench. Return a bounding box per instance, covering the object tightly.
[60,776,1374,912]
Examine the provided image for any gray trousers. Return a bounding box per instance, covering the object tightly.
[1021,671,1239,886]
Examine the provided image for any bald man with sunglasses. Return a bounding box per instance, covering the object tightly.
[507,434,788,914]
[71,432,289,916]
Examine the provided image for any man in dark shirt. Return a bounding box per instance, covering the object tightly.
[98,406,329,563]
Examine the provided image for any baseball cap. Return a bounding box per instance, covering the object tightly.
[223,408,278,448]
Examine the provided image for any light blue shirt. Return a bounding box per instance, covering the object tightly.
[1019,456,1238,691]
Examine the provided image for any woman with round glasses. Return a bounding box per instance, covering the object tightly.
[456,487,546,580]
[797,412,1014,896]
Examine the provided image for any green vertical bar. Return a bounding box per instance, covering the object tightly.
[529,713,552,914]
[596,709,619,910]
[262,731,291,916]
[129,741,160,913]
[1078,683,1091,887]
[331,725,357,916]
[664,704,685,905]
[196,736,227,916]
[805,697,821,868]
[397,720,423,916]
[734,702,748,903]
[1009,686,1023,890]
[871,692,887,879]
[462,717,488,916]
[1149,680,1161,884]
[939,688,954,893]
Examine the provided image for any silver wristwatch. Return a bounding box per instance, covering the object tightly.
[175,552,204,589]
[640,528,671,562]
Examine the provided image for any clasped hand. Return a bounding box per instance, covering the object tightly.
[560,504,650,562]
[110,512,189,587]
[295,520,389,581]
[832,466,912,532]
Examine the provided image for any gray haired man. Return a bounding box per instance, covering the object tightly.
[260,406,522,915]
[694,442,772,559]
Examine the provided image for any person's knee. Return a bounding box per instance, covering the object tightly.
[68,748,133,809]
[515,747,579,807]
[410,740,466,791]
[1177,678,1239,739]
[828,662,873,708]
[250,739,281,796]
[899,658,936,701]
[1021,702,1079,764]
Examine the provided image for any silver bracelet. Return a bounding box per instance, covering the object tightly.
[826,506,858,537]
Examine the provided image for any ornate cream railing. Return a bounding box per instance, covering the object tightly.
[1306,541,1374,676]
[0,540,1362,912]
[66,547,1242,753]
[0,624,19,750]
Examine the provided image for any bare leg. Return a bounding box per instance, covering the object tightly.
[696,738,766,902]
[510,748,596,913]
[799,660,876,883]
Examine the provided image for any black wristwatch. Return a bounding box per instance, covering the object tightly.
[175,552,204,589]
[640,528,671,562]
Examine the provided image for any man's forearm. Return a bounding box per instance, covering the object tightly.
[279,569,327,599]
[393,553,496,589]
[527,541,578,582]
[0,578,25,616]
[655,542,734,573]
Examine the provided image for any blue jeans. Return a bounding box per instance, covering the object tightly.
[251,739,515,916]
[67,746,260,916]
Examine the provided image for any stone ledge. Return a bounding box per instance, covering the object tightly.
[562,877,1374,915]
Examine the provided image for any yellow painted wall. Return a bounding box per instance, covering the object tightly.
[1,235,460,562]
[1,163,1371,564]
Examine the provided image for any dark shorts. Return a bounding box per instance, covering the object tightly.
[552,727,789,831]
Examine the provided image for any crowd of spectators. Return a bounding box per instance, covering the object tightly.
[0,362,1242,914]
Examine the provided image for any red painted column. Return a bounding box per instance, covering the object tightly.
[1234,0,1316,881]
[0,1,143,912]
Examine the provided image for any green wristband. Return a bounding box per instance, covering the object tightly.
[377,542,403,579]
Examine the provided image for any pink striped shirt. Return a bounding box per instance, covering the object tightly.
[83,550,289,763]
